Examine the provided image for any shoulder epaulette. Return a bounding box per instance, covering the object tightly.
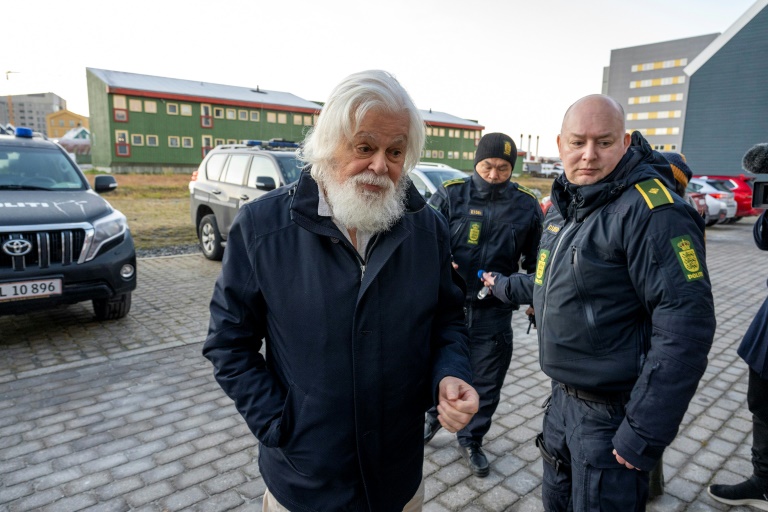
[516,184,538,200]
[635,178,674,210]
[442,177,467,187]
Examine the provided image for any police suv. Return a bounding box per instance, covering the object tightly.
[189,139,303,260]
[0,127,136,320]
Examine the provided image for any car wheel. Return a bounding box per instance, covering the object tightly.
[705,218,718,227]
[199,214,224,261]
[93,292,131,320]
[731,216,742,223]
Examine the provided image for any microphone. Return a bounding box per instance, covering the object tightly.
[743,143,768,175]
[744,143,768,208]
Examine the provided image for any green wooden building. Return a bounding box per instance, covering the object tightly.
[86,68,485,173]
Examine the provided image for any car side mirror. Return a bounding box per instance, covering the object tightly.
[255,176,276,191]
[94,174,118,193]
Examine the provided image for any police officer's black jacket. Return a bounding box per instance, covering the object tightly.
[428,172,543,307]
[493,133,715,470]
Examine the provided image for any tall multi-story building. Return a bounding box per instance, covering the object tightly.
[46,109,89,139]
[602,0,768,175]
[603,34,719,152]
[0,92,67,136]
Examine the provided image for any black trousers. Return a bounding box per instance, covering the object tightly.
[749,368,768,480]
[427,305,513,446]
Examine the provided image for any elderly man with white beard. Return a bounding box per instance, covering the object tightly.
[203,70,479,512]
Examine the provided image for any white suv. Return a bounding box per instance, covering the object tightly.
[189,141,303,260]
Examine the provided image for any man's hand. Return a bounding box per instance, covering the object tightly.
[480,271,496,287]
[613,449,640,470]
[437,377,479,433]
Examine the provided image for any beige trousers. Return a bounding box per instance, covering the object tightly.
[262,478,425,512]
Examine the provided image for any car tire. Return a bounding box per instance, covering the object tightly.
[705,218,718,227]
[199,214,224,261]
[93,292,132,320]
[731,216,742,223]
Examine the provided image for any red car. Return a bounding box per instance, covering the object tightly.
[698,174,759,221]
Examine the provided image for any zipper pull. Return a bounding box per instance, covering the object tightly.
[360,264,366,282]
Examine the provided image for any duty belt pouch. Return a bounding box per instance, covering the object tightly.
[535,432,570,473]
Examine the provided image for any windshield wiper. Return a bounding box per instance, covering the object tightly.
[0,184,52,190]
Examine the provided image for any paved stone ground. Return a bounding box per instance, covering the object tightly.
[0,221,764,511]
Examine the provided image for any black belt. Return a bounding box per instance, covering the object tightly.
[558,383,631,405]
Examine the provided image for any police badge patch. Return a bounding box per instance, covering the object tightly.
[671,235,704,281]
[534,249,550,286]
[467,222,481,245]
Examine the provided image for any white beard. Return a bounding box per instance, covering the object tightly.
[321,170,408,233]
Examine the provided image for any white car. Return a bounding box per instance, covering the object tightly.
[409,165,468,199]
[687,177,737,226]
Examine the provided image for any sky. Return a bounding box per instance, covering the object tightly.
[2,0,759,157]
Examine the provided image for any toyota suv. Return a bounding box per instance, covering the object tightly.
[0,128,137,320]
[189,140,303,260]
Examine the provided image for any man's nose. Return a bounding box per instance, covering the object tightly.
[369,151,389,175]
[582,142,597,160]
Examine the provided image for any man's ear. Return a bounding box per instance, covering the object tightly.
[623,132,631,150]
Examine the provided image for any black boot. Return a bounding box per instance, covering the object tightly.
[708,475,768,511]
[459,442,490,477]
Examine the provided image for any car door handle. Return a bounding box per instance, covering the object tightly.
[211,189,221,195]
[240,195,249,201]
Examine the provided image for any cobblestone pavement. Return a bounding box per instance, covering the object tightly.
[0,221,764,511]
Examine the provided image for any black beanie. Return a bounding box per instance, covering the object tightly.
[474,132,517,168]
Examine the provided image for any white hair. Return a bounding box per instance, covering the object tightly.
[298,70,425,179]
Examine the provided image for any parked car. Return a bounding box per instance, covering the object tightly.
[408,164,467,199]
[0,127,136,320]
[189,140,304,260]
[698,174,758,221]
[686,191,708,220]
[687,177,737,226]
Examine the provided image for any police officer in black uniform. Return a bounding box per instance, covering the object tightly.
[423,132,543,477]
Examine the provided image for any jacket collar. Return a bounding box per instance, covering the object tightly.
[470,171,512,199]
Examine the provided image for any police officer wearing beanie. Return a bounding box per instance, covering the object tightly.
[423,132,543,477]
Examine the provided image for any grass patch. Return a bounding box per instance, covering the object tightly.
[85,173,197,251]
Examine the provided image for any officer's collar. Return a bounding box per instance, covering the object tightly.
[471,172,509,196]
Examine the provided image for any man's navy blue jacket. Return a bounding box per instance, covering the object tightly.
[203,171,472,511]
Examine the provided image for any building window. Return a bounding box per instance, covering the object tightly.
[147,135,159,146]
[226,109,236,120]
[227,139,237,144]
[180,104,192,116]
[129,99,143,112]
[202,135,213,157]
[293,114,302,125]
[278,113,287,124]
[168,136,180,148]
[59,120,65,127]
[200,104,213,128]
[113,95,127,109]
[69,120,75,127]
[304,115,313,126]
[267,112,277,123]
[425,150,432,158]
[131,134,144,146]
[115,129,130,157]
[167,103,179,115]
[251,111,260,122]
[114,109,128,122]
[214,107,224,118]
[239,110,248,121]
[439,129,445,137]
[182,136,193,148]
[144,101,157,113]
[215,138,225,146]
